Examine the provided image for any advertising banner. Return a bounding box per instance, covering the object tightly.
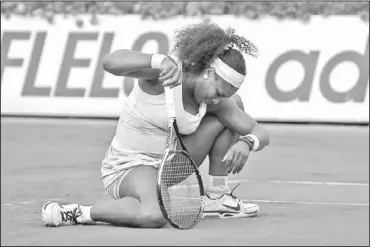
[1,15,368,123]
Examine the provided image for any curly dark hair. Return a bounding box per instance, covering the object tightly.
[173,22,258,76]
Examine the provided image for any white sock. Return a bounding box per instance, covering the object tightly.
[207,175,231,198]
[78,205,93,224]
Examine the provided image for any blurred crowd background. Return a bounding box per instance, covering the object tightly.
[1,1,369,27]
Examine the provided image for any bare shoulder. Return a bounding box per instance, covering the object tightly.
[206,94,242,113]
[207,94,242,112]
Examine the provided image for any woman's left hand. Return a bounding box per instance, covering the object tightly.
[222,141,251,174]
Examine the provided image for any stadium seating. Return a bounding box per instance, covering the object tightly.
[1,1,368,27]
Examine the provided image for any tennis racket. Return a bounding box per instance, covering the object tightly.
[156,86,205,230]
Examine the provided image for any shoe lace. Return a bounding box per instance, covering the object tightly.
[226,183,241,201]
[60,206,82,224]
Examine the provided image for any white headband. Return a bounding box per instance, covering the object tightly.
[211,58,245,88]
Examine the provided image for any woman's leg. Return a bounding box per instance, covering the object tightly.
[41,95,255,227]
[88,112,237,226]
[181,95,259,218]
[208,95,244,178]
[88,105,245,226]
[182,94,244,177]
[42,114,234,228]
[90,166,167,228]
[42,166,167,228]
[41,113,227,228]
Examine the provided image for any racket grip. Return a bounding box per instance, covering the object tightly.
[164,86,176,118]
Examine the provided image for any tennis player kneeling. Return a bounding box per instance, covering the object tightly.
[42,22,270,228]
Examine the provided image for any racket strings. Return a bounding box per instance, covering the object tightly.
[160,151,202,228]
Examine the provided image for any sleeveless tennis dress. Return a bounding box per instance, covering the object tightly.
[101,57,207,199]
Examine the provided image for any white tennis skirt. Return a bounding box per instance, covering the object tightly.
[101,139,163,200]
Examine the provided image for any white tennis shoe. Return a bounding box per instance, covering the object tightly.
[202,184,259,219]
[42,201,91,227]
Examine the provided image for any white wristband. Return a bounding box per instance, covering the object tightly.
[151,54,167,70]
[246,134,260,151]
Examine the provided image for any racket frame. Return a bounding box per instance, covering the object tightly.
[156,87,205,230]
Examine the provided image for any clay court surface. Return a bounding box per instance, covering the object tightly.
[1,117,368,246]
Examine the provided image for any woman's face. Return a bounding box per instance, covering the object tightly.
[192,70,239,104]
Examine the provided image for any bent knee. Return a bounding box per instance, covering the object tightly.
[137,209,167,228]
[233,94,244,111]
[199,114,225,131]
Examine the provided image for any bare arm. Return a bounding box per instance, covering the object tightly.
[102,50,161,80]
[210,98,270,151]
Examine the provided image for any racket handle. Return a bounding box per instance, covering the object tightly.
[164,86,176,118]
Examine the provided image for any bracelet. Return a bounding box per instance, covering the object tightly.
[151,54,167,70]
[238,136,253,151]
[239,134,260,151]
[246,134,260,151]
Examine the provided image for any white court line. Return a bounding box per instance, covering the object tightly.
[228,179,369,187]
[17,201,34,205]
[248,199,369,207]
[157,180,369,189]
[3,199,368,207]
[167,198,369,207]
[3,198,63,206]
[4,180,368,206]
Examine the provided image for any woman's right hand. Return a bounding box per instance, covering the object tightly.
[158,57,183,88]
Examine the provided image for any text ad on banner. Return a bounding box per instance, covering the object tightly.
[1,15,368,122]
